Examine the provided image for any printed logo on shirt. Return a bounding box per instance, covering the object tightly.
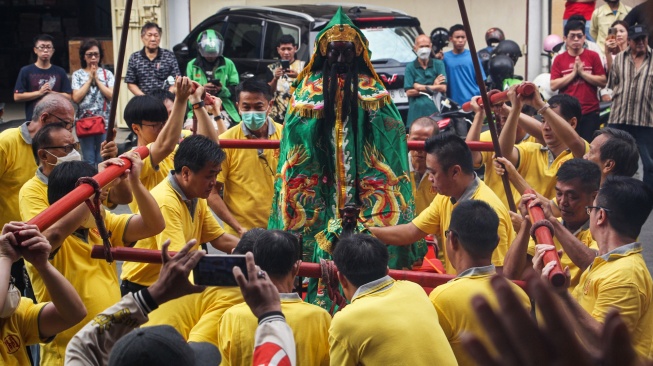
[3,334,21,354]
[583,278,592,295]
[92,308,138,334]
[253,342,292,366]
[38,75,57,88]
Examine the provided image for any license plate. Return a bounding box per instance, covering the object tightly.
[389,88,408,105]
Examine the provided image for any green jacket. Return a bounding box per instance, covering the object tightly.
[185,57,241,122]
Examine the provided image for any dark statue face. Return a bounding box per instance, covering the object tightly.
[327,41,356,73]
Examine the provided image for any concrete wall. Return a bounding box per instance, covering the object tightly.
[188,0,529,77]
[551,0,646,36]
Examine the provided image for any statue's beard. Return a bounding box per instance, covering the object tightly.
[323,61,358,125]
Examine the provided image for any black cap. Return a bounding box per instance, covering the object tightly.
[629,25,648,39]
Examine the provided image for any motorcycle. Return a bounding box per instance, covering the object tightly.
[428,97,474,138]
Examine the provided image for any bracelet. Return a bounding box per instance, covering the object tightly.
[537,103,550,115]
[192,100,205,110]
[214,115,223,121]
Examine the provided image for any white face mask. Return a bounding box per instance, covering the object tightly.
[0,282,21,318]
[417,47,431,60]
[46,149,82,166]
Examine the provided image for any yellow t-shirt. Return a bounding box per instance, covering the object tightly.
[19,172,49,222]
[0,124,38,226]
[412,179,515,274]
[35,211,132,366]
[121,175,225,286]
[216,123,283,235]
[515,141,589,200]
[219,293,331,366]
[0,298,48,366]
[128,143,177,213]
[410,171,436,215]
[144,286,243,347]
[329,278,457,366]
[478,131,538,210]
[573,243,653,357]
[429,267,531,366]
[527,220,597,291]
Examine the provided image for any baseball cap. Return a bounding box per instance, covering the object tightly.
[108,325,221,366]
[629,25,648,39]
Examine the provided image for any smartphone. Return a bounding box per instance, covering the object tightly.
[280,60,290,70]
[193,254,248,287]
[209,79,222,87]
[607,27,617,40]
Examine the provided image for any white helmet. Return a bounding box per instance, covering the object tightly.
[532,73,558,101]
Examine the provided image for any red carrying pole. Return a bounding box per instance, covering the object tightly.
[24,146,150,233]
[90,245,526,290]
[524,189,566,287]
[216,139,494,152]
[462,83,536,112]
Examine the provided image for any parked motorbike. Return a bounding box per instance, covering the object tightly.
[429,98,473,138]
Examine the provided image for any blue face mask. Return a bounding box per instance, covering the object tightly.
[241,111,267,131]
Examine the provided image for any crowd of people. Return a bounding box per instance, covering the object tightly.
[0,2,652,365]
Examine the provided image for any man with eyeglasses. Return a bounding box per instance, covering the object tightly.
[536,176,653,358]
[503,159,600,292]
[14,34,72,121]
[207,79,283,237]
[0,93,74,295]
[551,20,607,142]
[125,22,180,96]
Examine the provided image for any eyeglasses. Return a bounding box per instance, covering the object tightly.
[258,150,275,176]
[85,52,100,58]
[42,144,76,154]
[138,122,166,131]
[567,33,585,40]
[585,206,612,215]
[48,113,74,130]
[35,45,53,51]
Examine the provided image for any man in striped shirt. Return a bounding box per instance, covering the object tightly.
[606,25,653,188]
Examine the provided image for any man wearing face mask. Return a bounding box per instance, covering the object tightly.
[207,79,283,237]
[405,34,447,128]
[268,8,424,271]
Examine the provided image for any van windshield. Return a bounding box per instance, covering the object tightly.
[361,26,419,63]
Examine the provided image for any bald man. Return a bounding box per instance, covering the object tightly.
[404,34,447,127]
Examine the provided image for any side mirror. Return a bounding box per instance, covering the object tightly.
[173,43,189,58]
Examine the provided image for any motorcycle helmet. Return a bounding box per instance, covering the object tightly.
[492,40,522,66]
[532,73,558,101]
[489,55,514,88]
[485,27,505,47]
[197,29,224,58]
[430,27,449,52]
[543,34,563,53]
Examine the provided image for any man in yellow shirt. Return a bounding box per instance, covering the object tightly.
[0,222,86,366]
[329,234,457,365]
[467,98,540,210]
[429,200,531,366]
[37,155,165,366]
[408,117,439,215]
[499,85,588,200]
[584,127,639,184]
[121,135,239,294]
[144,229,268,345]
[504,159,600,291]
[219,230,331,366]
[0,94,75,294]
[369,133,514,274]
[208,79,283,236]
[538,176,653,358]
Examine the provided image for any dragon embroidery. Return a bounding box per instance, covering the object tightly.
[359,143,408,226]
[279,145,322,231]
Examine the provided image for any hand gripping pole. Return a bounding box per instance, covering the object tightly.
[524,189,566,287]
[462,83,537,113]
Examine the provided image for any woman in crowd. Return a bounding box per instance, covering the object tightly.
[72,39,114,165]
[605,20,629,72]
